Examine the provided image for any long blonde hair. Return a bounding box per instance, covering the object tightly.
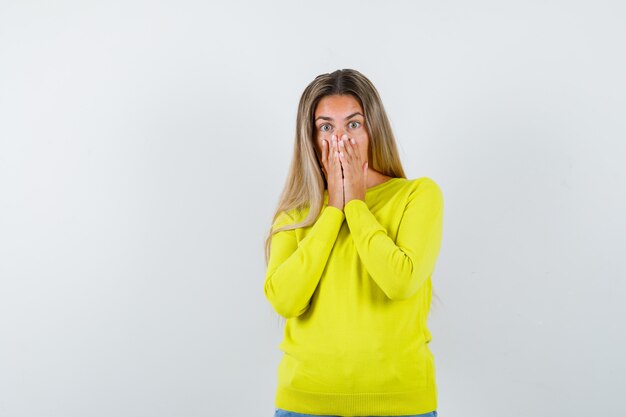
[263,69,441,324]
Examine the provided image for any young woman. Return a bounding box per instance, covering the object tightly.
[263,69,444,417]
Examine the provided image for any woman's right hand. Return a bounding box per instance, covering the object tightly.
[321,134,344,210]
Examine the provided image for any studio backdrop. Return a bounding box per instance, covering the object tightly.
[0,1,624,416]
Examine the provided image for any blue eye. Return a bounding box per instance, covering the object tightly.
[349,121,361,129]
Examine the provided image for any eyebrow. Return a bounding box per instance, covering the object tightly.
[315,112,364,122]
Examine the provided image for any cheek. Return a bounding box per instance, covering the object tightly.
[353,130,368,145]
[354,134,368,149]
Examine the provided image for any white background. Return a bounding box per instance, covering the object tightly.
[1,1,625,416]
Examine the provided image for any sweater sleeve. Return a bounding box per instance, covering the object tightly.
[264,205,345,318]
[343,179,444,301]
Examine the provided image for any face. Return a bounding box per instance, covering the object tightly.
[313,94,369,164]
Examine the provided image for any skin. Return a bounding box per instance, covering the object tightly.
[313,94,392,210]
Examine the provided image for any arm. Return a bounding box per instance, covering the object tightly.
[263,206,345,318]
[343,179,444,301]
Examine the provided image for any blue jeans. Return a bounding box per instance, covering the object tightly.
[274,408,438,417]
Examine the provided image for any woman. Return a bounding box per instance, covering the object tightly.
[263,69,443,417]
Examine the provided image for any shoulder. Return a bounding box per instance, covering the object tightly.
[406,177,444,205]
[408,176,442,190]
[271,209,297,231]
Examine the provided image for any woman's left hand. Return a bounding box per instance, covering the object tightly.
[338,134,368,204]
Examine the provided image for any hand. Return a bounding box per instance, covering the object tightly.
[337,134,367,203]
[320,134,345,210]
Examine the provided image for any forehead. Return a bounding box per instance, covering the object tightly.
[314,94,363,116]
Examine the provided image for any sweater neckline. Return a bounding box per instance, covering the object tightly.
[323,177,401,201]
[366,177,401,194]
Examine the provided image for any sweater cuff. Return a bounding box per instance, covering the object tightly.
[344,198,383,238]
[308,204,345,244]
[344,198,368,215]
[323,204,346,224]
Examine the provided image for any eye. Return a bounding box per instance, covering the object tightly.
[348,121,361,129]
[320,124,332,132]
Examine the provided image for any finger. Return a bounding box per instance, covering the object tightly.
[338,145,349,170]
[338,135,354,168]
[340,135,354,161]
[330,135,340,173]
[348,136,361,162]
[320,138,329,172]
[332,135,338,151]
[335,140,344,176]
[334,135,342,168]
[349,137,358,156]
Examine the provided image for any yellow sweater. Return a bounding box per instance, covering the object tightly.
[264,177,444,416]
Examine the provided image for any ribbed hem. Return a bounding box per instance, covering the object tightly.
[275,384,437,417]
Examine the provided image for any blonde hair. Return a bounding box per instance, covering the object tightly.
[263,69,441,325]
